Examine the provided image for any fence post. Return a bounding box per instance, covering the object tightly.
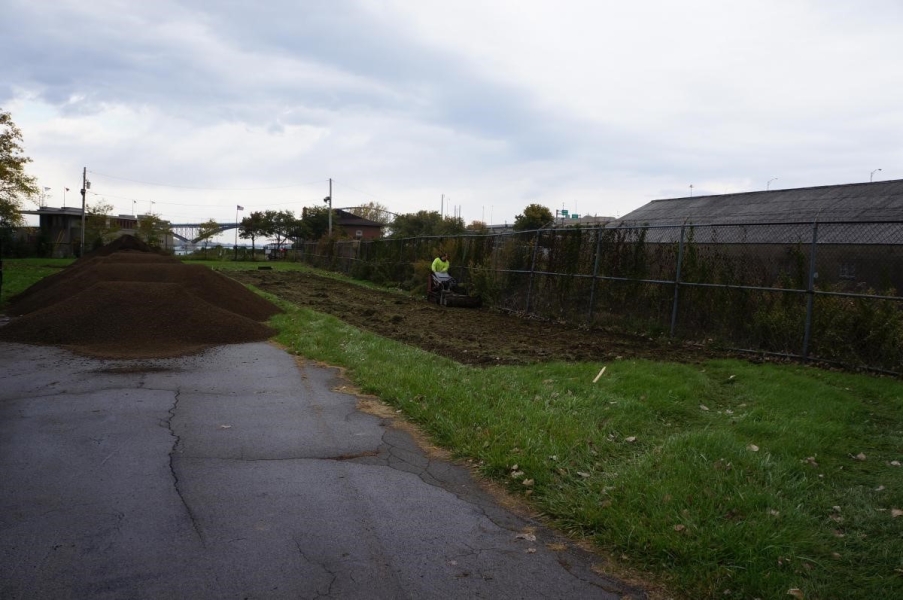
[525,230,541,313]
[669,224,686,337]
[802,220,819,360]
[399,239,405,286]
[587,225,604,323]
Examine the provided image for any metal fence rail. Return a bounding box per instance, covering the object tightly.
[291,220,903,374]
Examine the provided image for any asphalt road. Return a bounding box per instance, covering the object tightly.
[0,341,646,599]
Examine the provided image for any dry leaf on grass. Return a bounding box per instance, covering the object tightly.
[890,460,901,467]
[891,508,903,518]
[625,436,637,443]
[673,524,686,532]
[787,588,804,599]
[522,478,534,487]
[747,444,760,452]
[699,405,710,411]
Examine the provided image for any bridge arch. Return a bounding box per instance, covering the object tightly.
[170,222,239,244]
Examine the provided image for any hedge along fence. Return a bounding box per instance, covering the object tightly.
[292,220,903,374]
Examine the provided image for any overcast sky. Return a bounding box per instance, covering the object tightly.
[3,0,901,233]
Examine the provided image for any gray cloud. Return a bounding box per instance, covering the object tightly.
[2,0,901,224]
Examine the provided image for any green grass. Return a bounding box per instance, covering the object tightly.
[5,261,902,598]
[182,258,311,272]
[264,295,903,600]
[0,258,74,307]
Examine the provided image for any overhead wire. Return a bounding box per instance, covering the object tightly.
[82,172,337,222]
[87,170,328,191]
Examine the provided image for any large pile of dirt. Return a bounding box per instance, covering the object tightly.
[0,236,281,358]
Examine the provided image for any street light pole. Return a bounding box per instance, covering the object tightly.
[870,168,882,182]
[767,177,778,191]
[324,178,333,236]
[80,167,87,256]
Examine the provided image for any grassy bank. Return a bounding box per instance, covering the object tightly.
[266,296,903,599]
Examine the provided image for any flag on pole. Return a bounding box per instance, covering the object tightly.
[65,187,70,191]
[237,205,244,210]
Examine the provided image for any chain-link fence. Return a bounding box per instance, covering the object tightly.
[292,221,903,374]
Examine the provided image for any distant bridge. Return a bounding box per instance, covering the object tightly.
[170,207,394,244]
[169,222,239,244]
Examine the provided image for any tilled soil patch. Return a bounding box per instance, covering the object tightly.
[228,269,722,366]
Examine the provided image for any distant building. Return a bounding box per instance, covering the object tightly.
[334,209,384,240]
[20,207,173,257]
[554,215,615,228]
[615,179,903,292]
[617,180,903,226]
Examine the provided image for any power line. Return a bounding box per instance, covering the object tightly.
[330,179,390,204]
[87,171,328,191]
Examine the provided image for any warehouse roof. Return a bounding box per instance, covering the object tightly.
[619,179,903,226]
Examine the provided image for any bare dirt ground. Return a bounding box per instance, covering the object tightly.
[228,269,725,367]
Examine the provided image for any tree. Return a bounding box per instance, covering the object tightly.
[136,213,171,249]
[389,210,465,238]
[300,206,332,240]
[347,201,391,225]
[466,220,489,233]
[513,203,554,231]
[0,109,39,228]
[84,201,121,250]
[262,210,298,247]
[196,219,220,257]
[239,211,268,259]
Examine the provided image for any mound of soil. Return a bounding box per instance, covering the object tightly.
[8,263,280,322]
[0,282,275,358]
[227,270,725,367]
[79,233,159,258]
[0,237,281,358]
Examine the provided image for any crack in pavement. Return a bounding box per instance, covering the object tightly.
[164,387,206,546]
[294,539,337,599]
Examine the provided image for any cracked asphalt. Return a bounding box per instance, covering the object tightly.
[0,341,646,599]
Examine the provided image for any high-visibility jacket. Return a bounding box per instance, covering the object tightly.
[431,257,449,273]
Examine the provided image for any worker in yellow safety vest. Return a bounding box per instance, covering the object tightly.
[431,252,450,273]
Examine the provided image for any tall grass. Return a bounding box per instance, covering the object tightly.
[267,296,903,599]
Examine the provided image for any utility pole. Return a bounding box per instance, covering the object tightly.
[80,167,87,256]
[328,178,333,236]
[441,194,444,217]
